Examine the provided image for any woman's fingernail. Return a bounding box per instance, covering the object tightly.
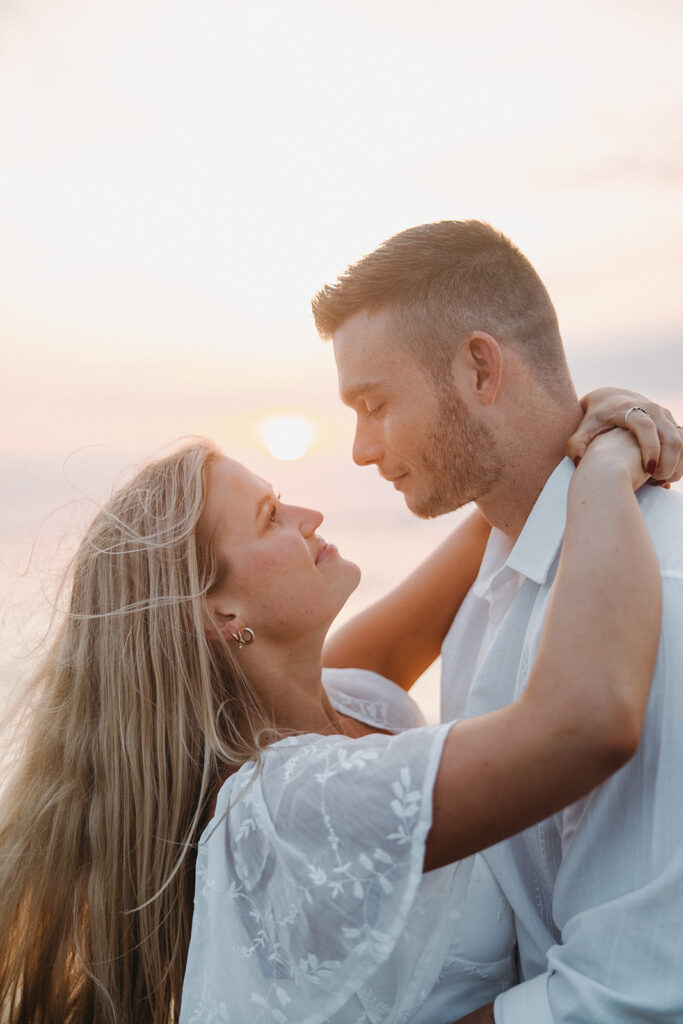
[647,459,657,475]
[573,456,581,468]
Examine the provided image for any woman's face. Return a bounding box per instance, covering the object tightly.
[201,457,360,643]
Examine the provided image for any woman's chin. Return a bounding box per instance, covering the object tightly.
[332,562,362,614]
[345,560,362,593]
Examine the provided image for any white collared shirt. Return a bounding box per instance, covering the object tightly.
[442,457,683,1023]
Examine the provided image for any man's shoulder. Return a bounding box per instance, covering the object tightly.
[636,486,683,577]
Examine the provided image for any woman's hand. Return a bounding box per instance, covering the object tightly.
[574,426,650,493]
[566,388,682,484]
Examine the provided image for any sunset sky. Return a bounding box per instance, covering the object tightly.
[1,0,681,718]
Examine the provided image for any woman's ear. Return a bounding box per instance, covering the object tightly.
[204,594,246,644]
[456,332,503,407]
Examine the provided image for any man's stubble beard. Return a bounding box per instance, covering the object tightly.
[410,390,505,519]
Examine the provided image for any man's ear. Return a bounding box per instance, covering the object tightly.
[455,332,502,407]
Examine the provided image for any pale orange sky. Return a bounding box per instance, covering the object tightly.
[1,0,681,465]
[1,0,682,720]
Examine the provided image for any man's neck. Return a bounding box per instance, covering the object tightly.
[476,453,564,542]
[476,397,583,543]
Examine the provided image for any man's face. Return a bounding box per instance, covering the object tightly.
[333,308,503,518]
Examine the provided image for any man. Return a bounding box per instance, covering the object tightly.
[312,221,683,1022]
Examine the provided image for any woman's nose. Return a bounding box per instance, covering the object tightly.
[298,506,324,536]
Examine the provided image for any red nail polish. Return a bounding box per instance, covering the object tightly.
[647,460,657,475]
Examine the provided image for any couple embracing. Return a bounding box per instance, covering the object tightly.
[1,221,681,1023]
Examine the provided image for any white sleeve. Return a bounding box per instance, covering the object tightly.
[495,574,683,1023]
[180,723,453,1024]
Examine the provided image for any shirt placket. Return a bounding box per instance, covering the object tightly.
[475,565,524,674]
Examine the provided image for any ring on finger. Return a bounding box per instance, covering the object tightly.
[624,406,652,425]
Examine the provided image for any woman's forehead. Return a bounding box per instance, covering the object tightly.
[203,457,272,535]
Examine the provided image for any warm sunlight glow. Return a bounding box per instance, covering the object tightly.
[259,414,316,461]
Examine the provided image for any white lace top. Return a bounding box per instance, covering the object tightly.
[179,669,516,1024]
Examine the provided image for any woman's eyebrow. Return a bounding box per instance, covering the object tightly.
[255,490,280,521]
[255,493,272,521]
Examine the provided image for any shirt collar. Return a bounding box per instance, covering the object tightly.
[472,456,574,598]
[507,456,574,584]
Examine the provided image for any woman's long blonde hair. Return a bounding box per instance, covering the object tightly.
[0,441,271,1023]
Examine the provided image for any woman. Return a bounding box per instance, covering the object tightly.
[0,396,675,1023]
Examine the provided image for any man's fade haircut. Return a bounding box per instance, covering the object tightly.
[312,219,571,393]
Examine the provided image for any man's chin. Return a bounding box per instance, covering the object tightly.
[404,489,461,520]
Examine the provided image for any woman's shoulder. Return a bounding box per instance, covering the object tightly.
[182,720,454,1024]
[198,721,451,904]
[322,666,427,731]
[205,717,448,853]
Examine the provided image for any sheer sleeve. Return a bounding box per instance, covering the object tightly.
[179,723,453,1024]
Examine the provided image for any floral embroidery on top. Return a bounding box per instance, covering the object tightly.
[180,724,451,1024]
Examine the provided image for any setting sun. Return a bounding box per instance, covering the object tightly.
[259,414,316,461]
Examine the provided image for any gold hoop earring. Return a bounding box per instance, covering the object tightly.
[231,627,255,649]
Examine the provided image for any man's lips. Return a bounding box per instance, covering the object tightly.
[383,472,408,489]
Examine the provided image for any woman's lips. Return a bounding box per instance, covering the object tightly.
[316,541,337,563]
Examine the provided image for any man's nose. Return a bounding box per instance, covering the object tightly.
[352,419,383,466]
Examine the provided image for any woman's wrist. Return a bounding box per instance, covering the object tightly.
[572,454,633,490]
[571,430,649,495]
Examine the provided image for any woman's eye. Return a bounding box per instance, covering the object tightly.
[268,494,282,524]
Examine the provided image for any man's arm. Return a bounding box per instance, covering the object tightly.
[324,510,490,690]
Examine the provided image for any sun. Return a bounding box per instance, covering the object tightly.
[259,414,316,461]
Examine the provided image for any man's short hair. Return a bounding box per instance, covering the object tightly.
[312,220,571,392]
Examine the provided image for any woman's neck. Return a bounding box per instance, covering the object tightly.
[241,636,348,736]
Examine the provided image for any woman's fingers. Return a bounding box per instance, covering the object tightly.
[566,387,626,463]
[652,420,683,481]
[652,441,683,487]
[564,417,611,465]
[625,407,682,481]
[567,389,683,482]
[622,408,662,475]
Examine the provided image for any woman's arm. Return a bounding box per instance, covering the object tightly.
[567,386,682,483]
[425,429,661,871]
[323,509,491,690]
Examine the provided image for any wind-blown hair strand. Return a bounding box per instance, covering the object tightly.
[0,440,272,1023]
